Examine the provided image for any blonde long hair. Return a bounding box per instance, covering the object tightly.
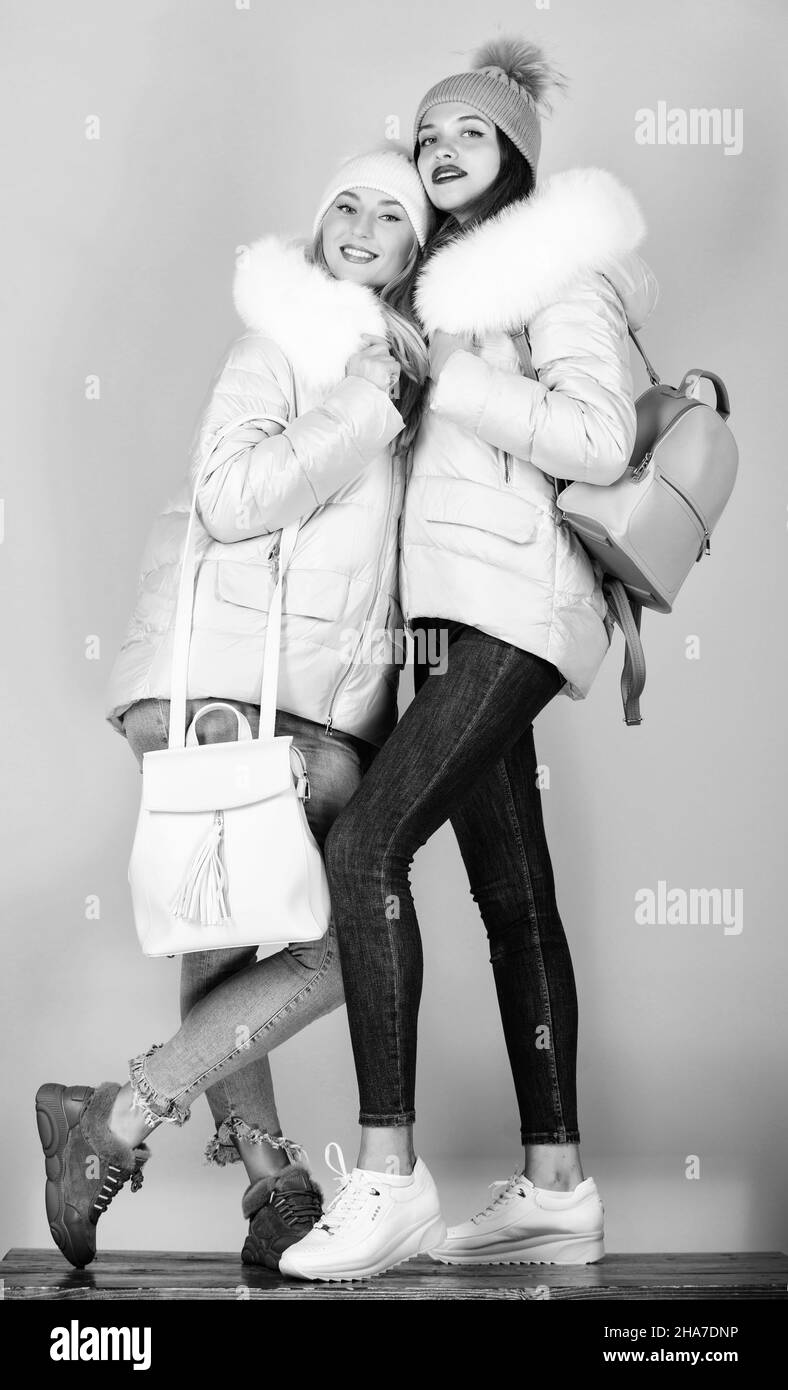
[307,231,430,458]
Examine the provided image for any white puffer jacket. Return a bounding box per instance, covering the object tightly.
[401,167,660,700]
[105,238,407,746]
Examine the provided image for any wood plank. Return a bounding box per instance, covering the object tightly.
[3,1249,787,1301]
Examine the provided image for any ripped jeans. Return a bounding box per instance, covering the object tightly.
[122,697,374,1164]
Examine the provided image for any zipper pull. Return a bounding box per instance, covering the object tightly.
[632,450,652,483]
[704,532,711,556]
[324,715,334,735]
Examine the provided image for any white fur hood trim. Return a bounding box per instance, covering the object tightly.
[233,236,387,393]
[416,167,647,336]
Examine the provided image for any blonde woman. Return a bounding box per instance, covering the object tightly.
[35,146,432,1273]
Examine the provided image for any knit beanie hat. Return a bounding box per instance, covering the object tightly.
[312,143,432,248]
[413,37,567,178]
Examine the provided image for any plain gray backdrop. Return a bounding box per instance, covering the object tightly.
[2,0,786,1257]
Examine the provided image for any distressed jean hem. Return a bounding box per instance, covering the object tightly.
[522,1130,581,1145]
[128,1045,192,1130]
[204,1114,308,1168]
[358,1110,416,1128]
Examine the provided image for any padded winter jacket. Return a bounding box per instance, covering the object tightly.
[401,167,660,700]
[105,237,406,746]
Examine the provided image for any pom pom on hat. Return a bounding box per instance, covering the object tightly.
[472,37,567,114]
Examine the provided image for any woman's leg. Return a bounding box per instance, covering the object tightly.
[406,627,580,1174]
[447,727,583,1189]
[323,622,564,1172]
[276,625,566,1281]
[119,698,287,1173]
[410,633,602,1266]
[111,700,365,1151]
[178,946,295,1179]
[37,696,368,1268]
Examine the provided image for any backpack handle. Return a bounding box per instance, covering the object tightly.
[678,369,731,421]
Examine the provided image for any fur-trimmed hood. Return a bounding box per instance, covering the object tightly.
[416,167,655,336]
[232,236,387,394]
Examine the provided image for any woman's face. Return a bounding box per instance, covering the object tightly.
[416,102,501,221]
[321,187,416,288]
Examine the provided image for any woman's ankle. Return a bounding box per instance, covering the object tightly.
[358,1125,415,1176]
[109,1083,153,1149]
[237,1139,292,1184]
[523,1142,584,1191]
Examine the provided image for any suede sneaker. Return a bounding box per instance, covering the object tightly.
[241,1164,323,1271]
[35,1081,150,1269]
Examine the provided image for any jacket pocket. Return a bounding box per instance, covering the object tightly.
[216,561,351,621]
[420,478,540,544]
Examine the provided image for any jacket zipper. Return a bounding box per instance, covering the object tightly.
[502,451,512,485]
[323,465,396,734]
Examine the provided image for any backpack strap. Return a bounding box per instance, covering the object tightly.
[602,578,646,725]
[511,320,647,724]
[510,324,568,495]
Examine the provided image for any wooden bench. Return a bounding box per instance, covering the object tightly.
[3,1249,787,1300]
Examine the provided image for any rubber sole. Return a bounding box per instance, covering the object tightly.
[431,1234,605,1266]
[241,1236,288,1273]
[280,1212,448,1283]
[35,1082,96,1270]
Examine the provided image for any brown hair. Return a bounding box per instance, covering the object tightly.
[417,127,536,264]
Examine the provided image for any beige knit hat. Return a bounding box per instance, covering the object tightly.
[413,37,567,178]
[312,143,432,248]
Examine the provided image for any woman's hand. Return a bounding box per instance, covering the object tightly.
[429,329,472,382]
[345,334,401,399]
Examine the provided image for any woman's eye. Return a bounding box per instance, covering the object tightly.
[380,214,401,222]
[462,128,483,138]
[336,203,356,214]
[419,136,435,148]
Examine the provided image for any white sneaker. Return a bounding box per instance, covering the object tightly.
[279,1143,446,1282]
[430,1172,605,1265]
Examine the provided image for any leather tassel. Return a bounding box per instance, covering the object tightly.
[171,811,230,925]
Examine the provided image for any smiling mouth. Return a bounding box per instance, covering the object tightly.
[340,245,378,263]
[432,167,466,185]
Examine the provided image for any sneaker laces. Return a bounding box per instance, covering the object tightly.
[90,1161,144,1220]
[315,1141,380,1236]
[471,1172,526,1224]
[269,1187,322,1229]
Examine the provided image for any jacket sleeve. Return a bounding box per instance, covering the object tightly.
[428,271,638,486]
[192,334,405,543]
